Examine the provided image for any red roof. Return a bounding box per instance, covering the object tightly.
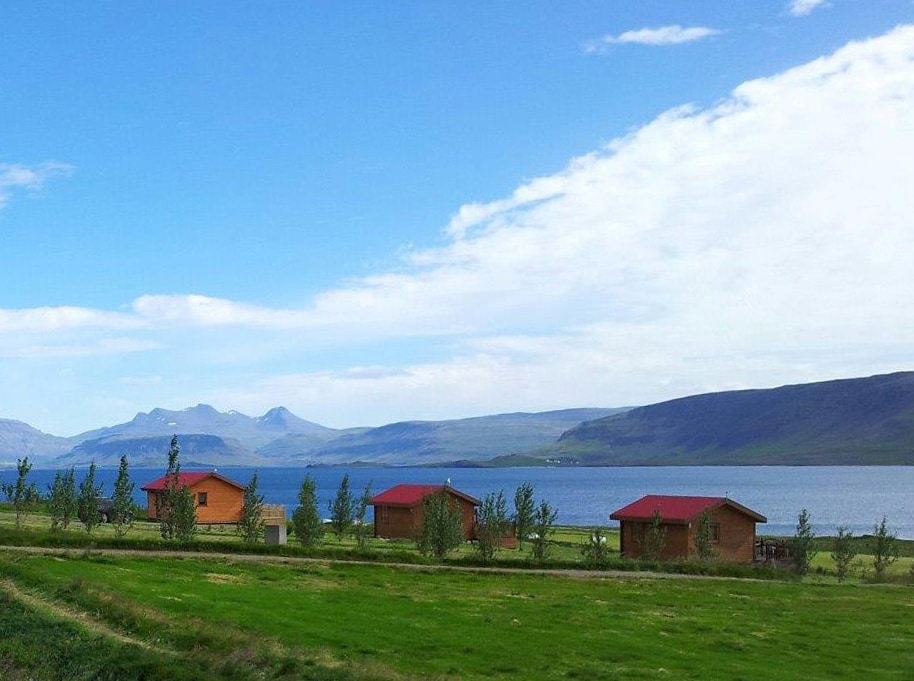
[610,495,766,524]
[140,471,244,492]
[370,483,480,507]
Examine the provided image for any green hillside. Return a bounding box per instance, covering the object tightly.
[550,372,914,465]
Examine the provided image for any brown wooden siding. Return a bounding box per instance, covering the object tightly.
[373,491,477,541]
[145,477,244,524]
[710,505,757,563]
[619,505,758,563]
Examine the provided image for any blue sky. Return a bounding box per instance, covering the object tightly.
[2,1,914,435]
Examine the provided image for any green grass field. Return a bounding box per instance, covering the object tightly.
[2,505,914,679]
[2,549,913,680]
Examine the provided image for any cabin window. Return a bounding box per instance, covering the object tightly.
[633,522,646,544]
[380,507,389,525]
[197,492,208,507]
[710,523,720,543]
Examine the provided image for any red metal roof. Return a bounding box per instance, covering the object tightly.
[140,471,244,492]
[370,483,480,507]
[610,495,766,524]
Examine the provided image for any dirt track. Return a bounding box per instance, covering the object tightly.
[0,576,167,652]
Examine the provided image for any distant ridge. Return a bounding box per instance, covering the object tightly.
[4,371,913,467]
[0,405,623,467]
[55,434,256,468]
[550,372,914,465]
[0,419,71,467]
[73,404,338,450]
[270,408,626,465]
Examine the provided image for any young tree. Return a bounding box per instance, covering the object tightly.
[170,479,197,542]
[2,457,39,528]
[531,499,558,563]
[291,474,324,547]
[47,468,77,532]
[157,435,180,539]
[77,462,102,534]
[513,482,535,549]
[581,526,610,568]
[871,516,898,581]
[416,489,464,559]
[158,435,197,541]
[328,474,354,541]
[694,509,716,561]
[111,455,135,538]
[791,508,816,575]
[642,510,666,562]
[238,471,265,543]
[476,490,509,564]
[353,480,373,550]
[830,525,857,582]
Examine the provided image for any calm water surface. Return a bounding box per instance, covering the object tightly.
[12,466,914,539]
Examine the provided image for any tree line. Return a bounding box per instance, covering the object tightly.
[789,508,900,582]
[0,436,266,544]
[1,455,135,537]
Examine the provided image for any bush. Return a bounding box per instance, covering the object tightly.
[291,474,324,548]
[790,509,816,575]
[871,516,898,581]
[641,510,666,562]
[416,490,464,558]
[475,490,509,564]
[531,500,557,563]
[830,526,857,582]
[580,527,611,568]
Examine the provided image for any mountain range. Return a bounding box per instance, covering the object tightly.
[2,371,913,468]
[0,405,622,468]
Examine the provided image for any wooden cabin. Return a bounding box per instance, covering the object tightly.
[610,495,767,563]
[141,471,245,524]
[370,484,480,541]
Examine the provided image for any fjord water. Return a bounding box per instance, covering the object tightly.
[19,465,914,539]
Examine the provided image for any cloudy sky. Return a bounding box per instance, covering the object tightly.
[2,1,914,435]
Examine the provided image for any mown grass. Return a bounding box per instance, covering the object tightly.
[1,550,912,680]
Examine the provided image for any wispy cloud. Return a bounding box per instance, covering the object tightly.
[0,162,73,209]
[0,306,139,333]
[5,26,914,429]
[584,25,721,53]
[130,294,307,329]
[788,0,828,17]
[10,337,161,359]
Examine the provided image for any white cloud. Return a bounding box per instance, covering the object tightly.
[0,306,139,333]
[130,294,306,329]
[0,162,73,209]
[584,25,721,52]
[9,337,161,359]
[788,0,828,17]
[4,26,914,429]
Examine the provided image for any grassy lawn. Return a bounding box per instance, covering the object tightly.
[2,549,913,681]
